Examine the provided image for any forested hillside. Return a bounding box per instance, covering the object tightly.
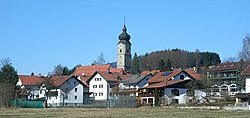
[136,49,221,71]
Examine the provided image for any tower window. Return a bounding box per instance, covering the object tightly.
[120,49,122,53]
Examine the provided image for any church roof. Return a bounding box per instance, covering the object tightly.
[118,25,131,41]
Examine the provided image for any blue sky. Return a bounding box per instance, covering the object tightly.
[0,0,250,75]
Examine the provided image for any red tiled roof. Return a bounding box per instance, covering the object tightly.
[73,64,111,77]
[18,75,44,86]
[141,70,161,75]
[110,68,124,73]
[147,69,183,84]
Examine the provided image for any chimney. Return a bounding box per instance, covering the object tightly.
[193,67,197,73]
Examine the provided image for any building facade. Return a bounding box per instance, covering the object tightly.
[208,62,243,96]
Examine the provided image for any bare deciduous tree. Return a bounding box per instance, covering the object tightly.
[52,64,64,76]
[93,52,106,65]
[223,57,238,63]
[239,34,250,61]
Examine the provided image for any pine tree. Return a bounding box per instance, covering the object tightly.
[131,53,140,74]
[0,64,18,84]
[0,59,18,107]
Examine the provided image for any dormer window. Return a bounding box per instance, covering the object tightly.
[180,75,184,80]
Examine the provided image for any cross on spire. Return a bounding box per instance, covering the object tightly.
[124,16,126,25]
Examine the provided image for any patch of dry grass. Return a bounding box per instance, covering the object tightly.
[0,107,249,118]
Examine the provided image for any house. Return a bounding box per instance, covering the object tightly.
[208,62,249,96]
[118,74,153,97]
[17,75,44,100]
[45,76,90,107]
[235,65,250,104]
[140,68,205,106]
[88,71,131,100]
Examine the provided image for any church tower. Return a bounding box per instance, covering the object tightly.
[117,24,132,72]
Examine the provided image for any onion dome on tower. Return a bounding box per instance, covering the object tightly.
[118,25,131,41]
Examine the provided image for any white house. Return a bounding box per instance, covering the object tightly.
[46,76,90,107]
[119,74,153,96]
[142,68,206,106]
[88,71,131,100]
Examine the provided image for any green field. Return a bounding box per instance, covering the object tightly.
[0,107,249,118]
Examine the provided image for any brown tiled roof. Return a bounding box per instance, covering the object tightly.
[141,70,161,75]
[144,80,188,89]
[50,76,71,87]
[144,68,204,89]
[16,89,28,95]
[50,76,88,87]
[73,64,111,77]
[92,71,132,83]
[184,68,203,80]
[242,65,250,76]
[18,75,44,86]
[19,75,88,88]
[209,62,239,71]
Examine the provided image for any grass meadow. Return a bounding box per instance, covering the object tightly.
[0,107,250,118]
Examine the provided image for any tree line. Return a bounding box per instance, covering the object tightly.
[131,49,221,74]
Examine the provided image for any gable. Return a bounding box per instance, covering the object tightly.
[89,73,108,84]
[172,72,193,81]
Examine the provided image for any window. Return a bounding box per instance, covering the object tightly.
[95,78,102,81]
[75,96,78,99]
[74,81,76,84]
[93,93,97,96]
[99,92,103,96]
[65,88,68,92]
[65,95,68,99]
[99,84,103,88]
[55,96,57,99]
[221,85,228,92]
[171,99,179,104]
[120,49,122,53]
[230,85,237,92]
[180,75,184,80]
[40,90,42,94]
[75,88,78,92]
[212,86,219,92]
[171,89,179,96]
[187,90,194,96]
[67,81,69,84]
[93,85,97,88]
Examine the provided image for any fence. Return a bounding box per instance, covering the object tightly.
[49,96,137,108]
[11,100,45,108]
